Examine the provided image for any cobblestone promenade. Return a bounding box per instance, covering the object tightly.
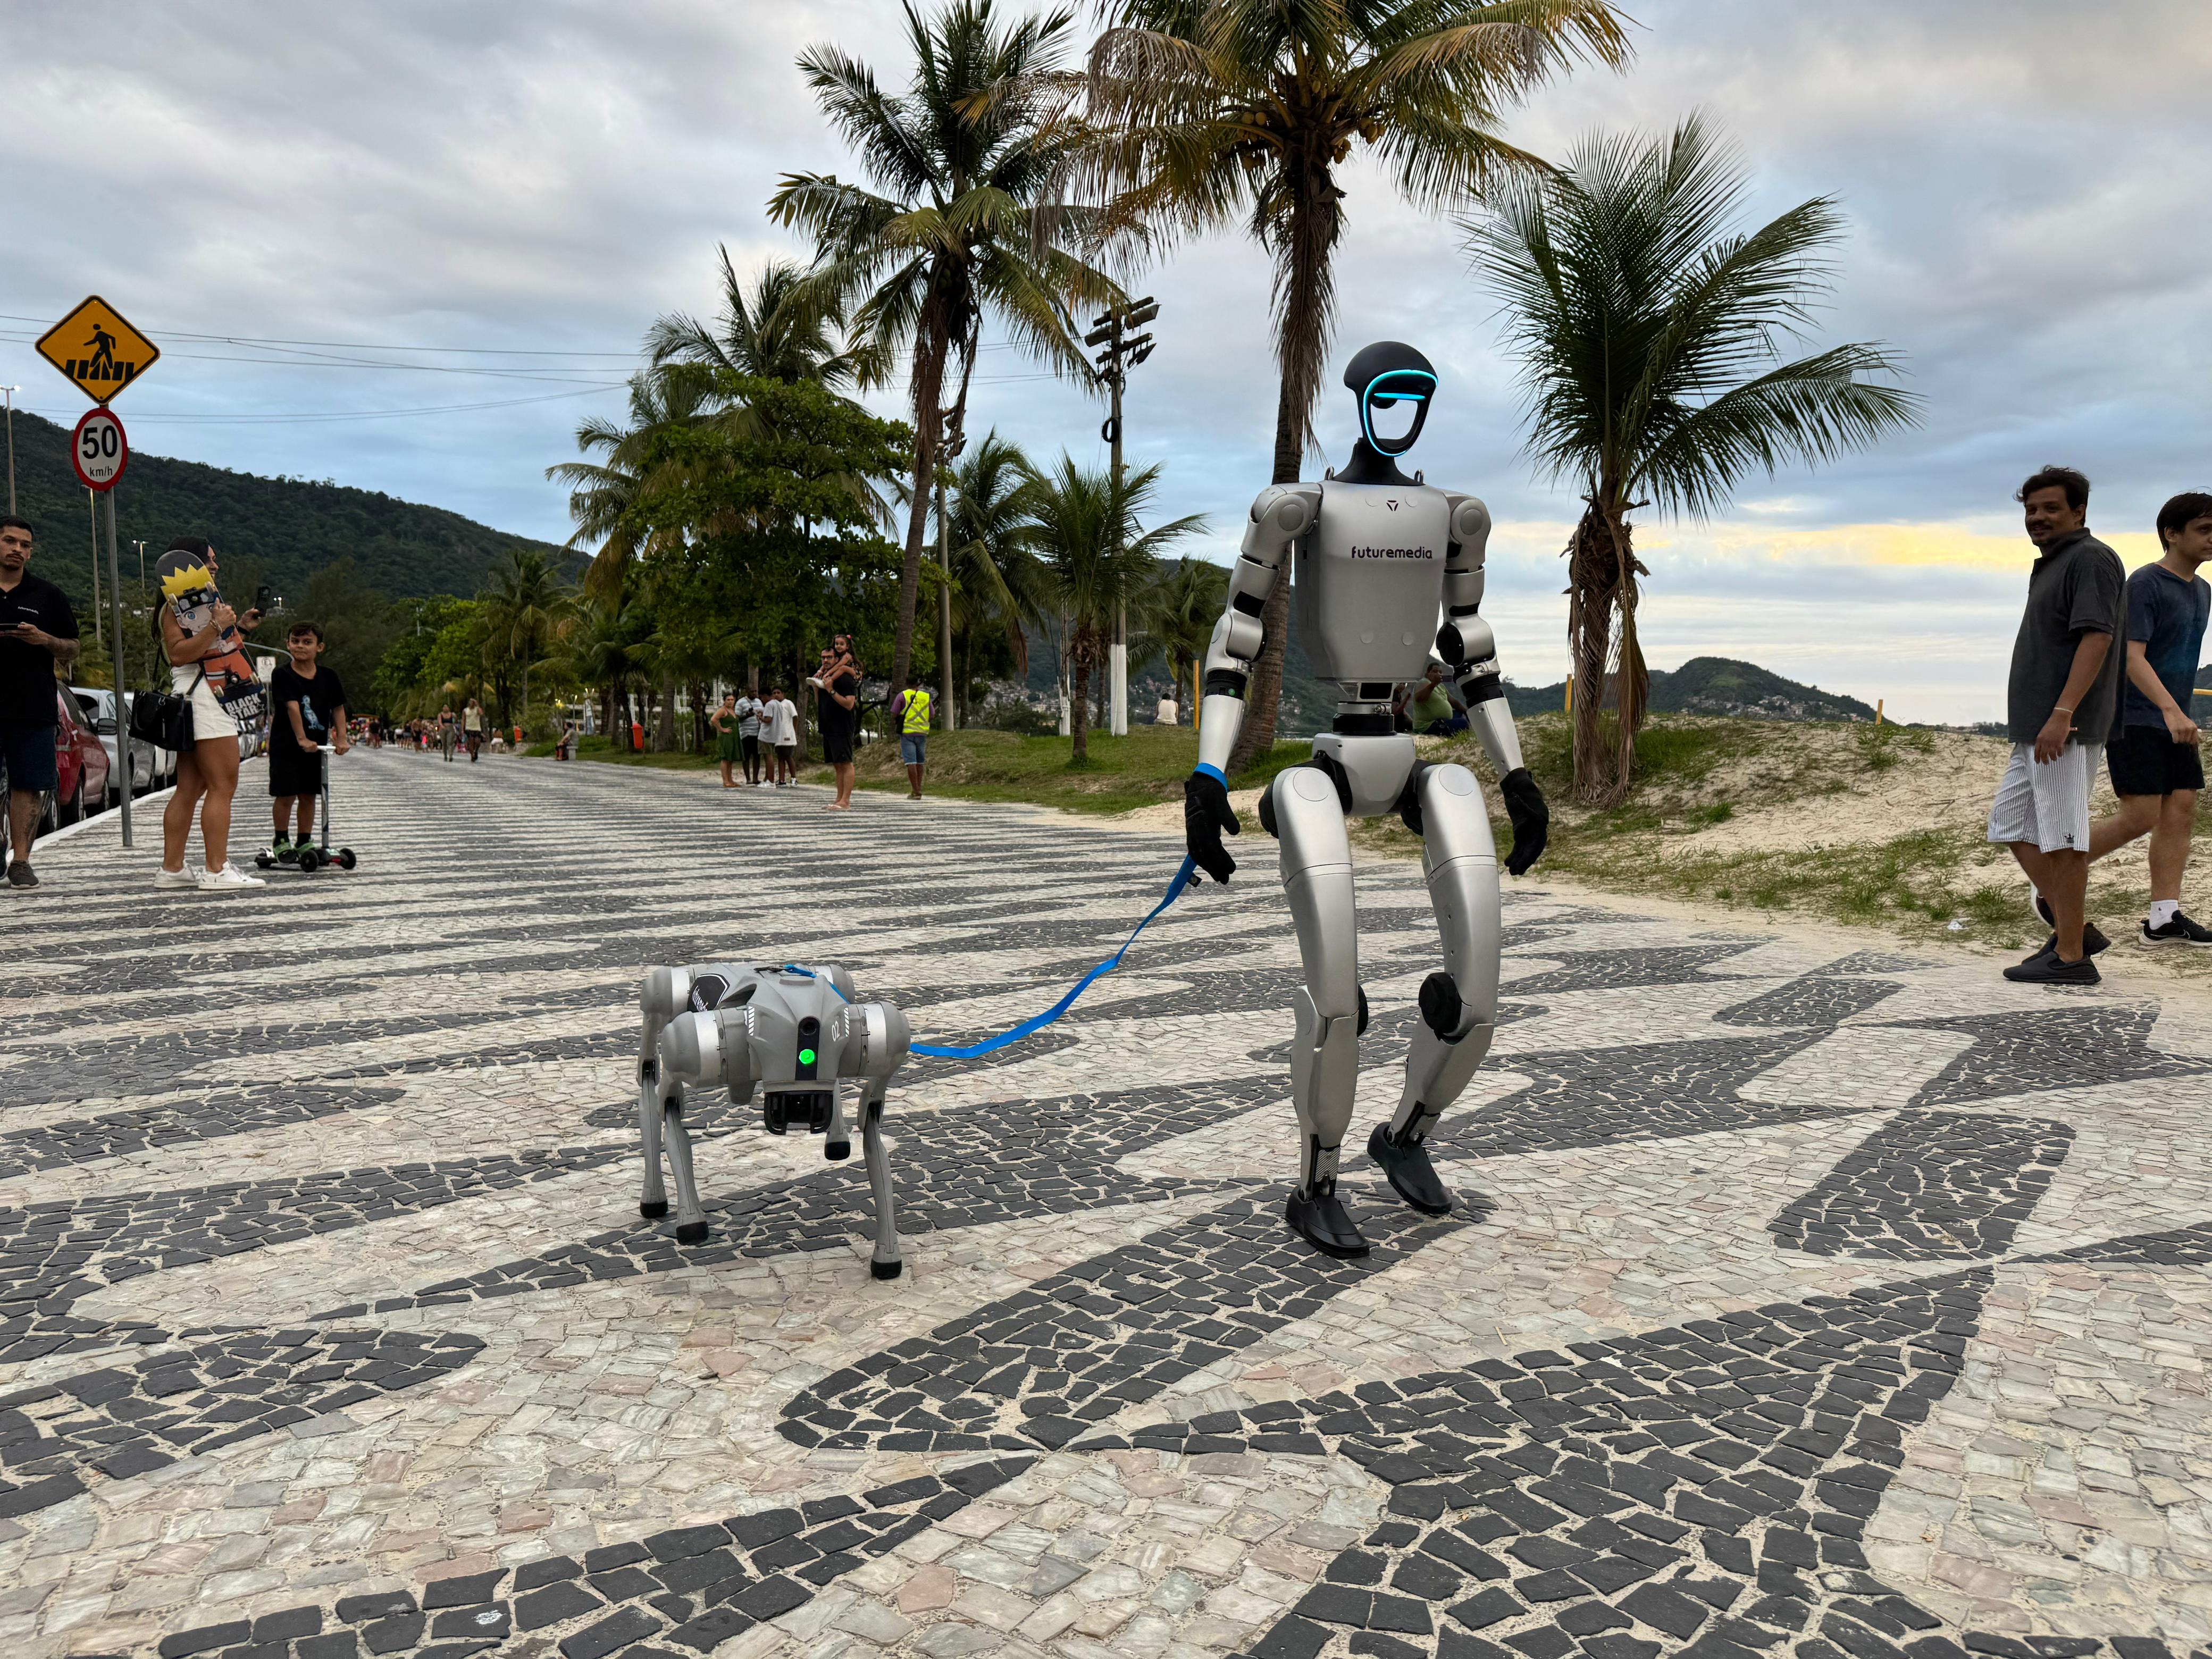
[6,750,2212,1659]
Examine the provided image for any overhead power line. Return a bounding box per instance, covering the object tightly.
[14,384,624,425]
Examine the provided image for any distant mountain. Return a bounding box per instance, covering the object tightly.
[4,409,567,608]
[1505,656,1879,723]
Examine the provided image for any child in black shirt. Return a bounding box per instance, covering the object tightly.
[269,621,350,853]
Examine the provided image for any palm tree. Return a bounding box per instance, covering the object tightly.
[556,592,652,748]
[1024,455,1205,764]
[1085,0,1633,770]
[547,364,722,605]
[772,0,1123,707]
[646,248,858,388]
[1140,555,1227,727]
[482,548,573,733]
[1469,116,1923,803]
[943,430,1048,719]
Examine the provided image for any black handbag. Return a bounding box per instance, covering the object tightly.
[128,667,202,752]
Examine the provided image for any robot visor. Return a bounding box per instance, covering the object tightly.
[1360,369,1435,455]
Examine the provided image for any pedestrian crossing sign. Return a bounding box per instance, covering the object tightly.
[35,296,160,404]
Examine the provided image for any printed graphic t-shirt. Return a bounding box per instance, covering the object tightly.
[168,582,267,732]
[271,663,347,743]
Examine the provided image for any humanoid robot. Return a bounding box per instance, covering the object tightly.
[637,962,912,1279]
[1183,341,1550,1259]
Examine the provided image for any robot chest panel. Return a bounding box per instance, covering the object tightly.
[1294,484,1451,682]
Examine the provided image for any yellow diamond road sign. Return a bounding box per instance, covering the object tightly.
[36,296,160,405]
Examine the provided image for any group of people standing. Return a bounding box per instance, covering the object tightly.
[708,635,934,808]
[1995,467,2211,983]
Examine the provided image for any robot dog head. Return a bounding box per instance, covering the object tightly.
[1343,340,1437,459]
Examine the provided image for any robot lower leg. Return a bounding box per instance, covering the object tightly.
[1272,767,1370,1258]
[1369,763,1502,1216]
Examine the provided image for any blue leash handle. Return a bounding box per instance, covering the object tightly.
[786,854,1199,1059]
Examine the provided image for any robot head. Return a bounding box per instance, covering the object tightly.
[655,962,908,1136]
[1343,341,1437,458]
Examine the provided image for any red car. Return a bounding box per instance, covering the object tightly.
[0,686,113,837]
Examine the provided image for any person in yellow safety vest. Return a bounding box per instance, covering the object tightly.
[899,685,932,799]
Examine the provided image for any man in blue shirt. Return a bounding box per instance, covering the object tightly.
[2087,491,2212,944]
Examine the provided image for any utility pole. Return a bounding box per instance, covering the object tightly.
[1083,297,1158,737]
[1,387,18,515]
[132,539,148,597]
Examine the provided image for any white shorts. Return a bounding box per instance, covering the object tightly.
[188,677,234,743]
[1988,741,2101,854]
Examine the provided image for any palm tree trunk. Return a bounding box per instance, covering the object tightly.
[889,329,948,706]
[657,675,676,752]
[1566,493,1648,806]
[1070,627,1092,766]
[1229,171,1338,776]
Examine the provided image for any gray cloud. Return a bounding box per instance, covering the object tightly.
[4,0,2206,720]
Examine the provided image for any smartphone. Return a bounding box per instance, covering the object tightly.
[255,584,280,614]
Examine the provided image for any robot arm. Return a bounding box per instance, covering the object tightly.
[1196,483,1320,775]
[1186,483,1319,884]
[1437,494,1548,876]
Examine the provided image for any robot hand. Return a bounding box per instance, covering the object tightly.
[1499,769,1549,876]
[1184,769,1240,883]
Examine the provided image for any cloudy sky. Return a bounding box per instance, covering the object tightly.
[7,1,2210,722]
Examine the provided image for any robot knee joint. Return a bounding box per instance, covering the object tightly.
[1419,971,1463,1038]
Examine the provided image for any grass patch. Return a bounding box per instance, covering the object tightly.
[807,725,1311,814]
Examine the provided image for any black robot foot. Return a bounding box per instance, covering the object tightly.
[1285,1187,1369,1258]
[1367,1122,1453,1216]
[871,1258,903,1280]
[675,1220,708,1245]
[640,1200,669,1219]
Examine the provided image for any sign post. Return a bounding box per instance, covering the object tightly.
[70,408,135,847]
[42,299,158,850]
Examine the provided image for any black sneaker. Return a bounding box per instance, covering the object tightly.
[2143,912,2212,947]
[1368,1122,1453,1216]
[2037,923,2110,958]
[2005,949,2100,985]
[1285,1185,1369,1258]
[5,861,35,890]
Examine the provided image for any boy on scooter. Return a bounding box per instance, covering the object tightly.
[269,621,350,859]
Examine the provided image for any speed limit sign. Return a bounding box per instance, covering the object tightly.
[71,407,129,491]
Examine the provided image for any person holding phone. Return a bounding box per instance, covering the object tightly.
[0,516,81,890]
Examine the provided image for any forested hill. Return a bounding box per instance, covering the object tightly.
[6,409,565,606]
[1506,656,1880,723]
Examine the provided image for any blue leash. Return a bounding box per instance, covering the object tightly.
[786,854,1199,1059]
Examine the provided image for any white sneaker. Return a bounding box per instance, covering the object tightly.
[155,865,200,887]
[196,864,265,892]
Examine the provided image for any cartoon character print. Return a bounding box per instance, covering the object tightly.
[156,553,267,734]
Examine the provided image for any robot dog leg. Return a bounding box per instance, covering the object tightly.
[1368,763,1502,1215]
[1270,766,1370,1259]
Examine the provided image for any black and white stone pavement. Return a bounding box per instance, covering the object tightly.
[5,749,2212,1659]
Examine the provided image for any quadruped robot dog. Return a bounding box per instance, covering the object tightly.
[638,964,912,1278]
[630,340,1547,1275]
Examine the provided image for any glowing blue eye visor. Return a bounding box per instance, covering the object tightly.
[1360,369,1436,454]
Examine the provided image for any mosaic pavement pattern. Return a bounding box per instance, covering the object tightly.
[5,750,2212,1659]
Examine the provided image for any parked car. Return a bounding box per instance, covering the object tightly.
[0,686,114,840]
[71,688,178,801]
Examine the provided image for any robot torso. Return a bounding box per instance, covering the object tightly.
[1293,479,1451,696]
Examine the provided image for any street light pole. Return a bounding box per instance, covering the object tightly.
[1083,298,1158,738]
[1,387,18,515]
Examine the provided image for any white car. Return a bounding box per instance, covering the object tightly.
[71,689,178,802]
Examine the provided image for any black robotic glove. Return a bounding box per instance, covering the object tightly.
[1183,768,1240,883]
[1499,767,1549,877]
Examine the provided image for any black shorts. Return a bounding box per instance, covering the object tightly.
[269,745,325,798]
[820,725,854,764]
[2108,724,2206,797]
[0,721,58,793]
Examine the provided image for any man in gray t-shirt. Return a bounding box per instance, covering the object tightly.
[1987,466,2124,985]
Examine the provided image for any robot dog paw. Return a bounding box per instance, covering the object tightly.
[1367,1122,1454,1217]
[1286,1186,1370,1258]
[639,1200,669,1219]
[871,1258,903,1280]
[675,1221,709,1245]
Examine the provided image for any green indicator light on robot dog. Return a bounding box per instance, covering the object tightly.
[798,1047,816,1066]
